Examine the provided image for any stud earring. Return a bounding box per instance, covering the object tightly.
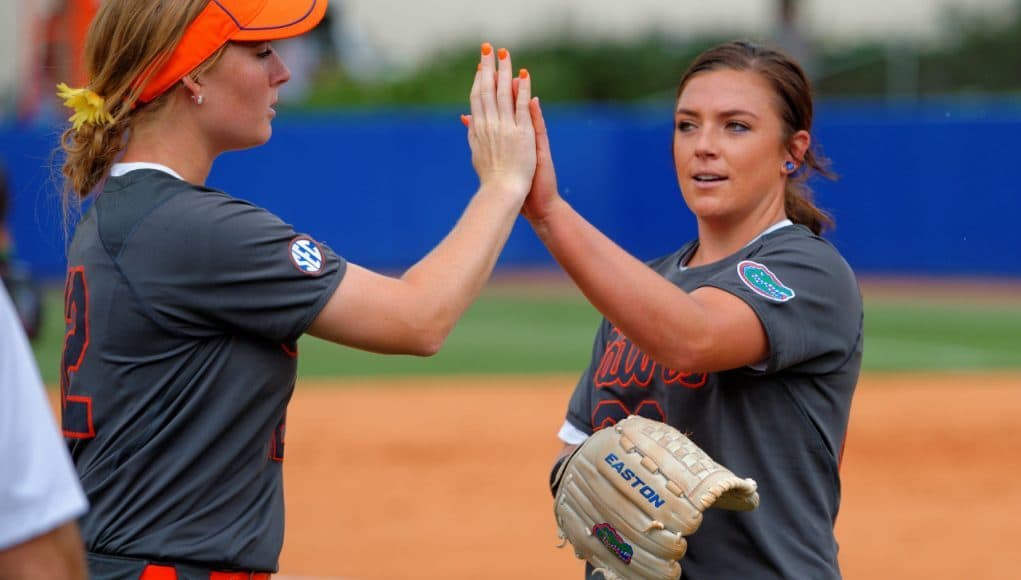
[191,94,204,105]
[784,161,796,173]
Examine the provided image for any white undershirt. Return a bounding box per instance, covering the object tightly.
[558,219,795,445]
[679,218,793,271]
[110,161,184,180]
[0,287,89,549]
[749,218,794,244]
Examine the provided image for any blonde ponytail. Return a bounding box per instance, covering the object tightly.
[57,0,214,222]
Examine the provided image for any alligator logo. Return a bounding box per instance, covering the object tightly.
[737,260,795,302]
[592,523,633,565]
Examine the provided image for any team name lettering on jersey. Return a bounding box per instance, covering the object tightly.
[596,326,706,389]
[604,453,666,508]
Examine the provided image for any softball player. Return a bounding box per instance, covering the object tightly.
[528,42,862,579]
[0,283,88,580]
[56,1,535,578]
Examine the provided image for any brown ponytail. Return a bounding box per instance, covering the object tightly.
[783,141,834,235]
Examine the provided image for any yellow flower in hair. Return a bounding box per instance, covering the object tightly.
[56,83,115,130]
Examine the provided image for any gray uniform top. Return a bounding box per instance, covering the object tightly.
[62,169,345,575]
[567,224,862,580]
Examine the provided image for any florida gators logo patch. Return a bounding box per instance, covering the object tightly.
[290,236,324,275]
[592,523,633,565]
[737,260,795,302]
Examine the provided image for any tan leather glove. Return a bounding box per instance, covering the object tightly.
[552,415,760,579]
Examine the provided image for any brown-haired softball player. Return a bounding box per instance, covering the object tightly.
[530,41,862,579]
[56,1,535,578]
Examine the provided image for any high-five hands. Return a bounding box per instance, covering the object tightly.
[464,43,536,201]
[521,96,560,226]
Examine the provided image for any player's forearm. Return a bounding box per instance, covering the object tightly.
[399,182,523,347]
[0,522,87,580]
[306,183,523,356]
[533,197,712,367]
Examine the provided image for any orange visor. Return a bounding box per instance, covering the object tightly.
[137,0,328,103]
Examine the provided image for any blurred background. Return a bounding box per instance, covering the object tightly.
[2,0,1019,370]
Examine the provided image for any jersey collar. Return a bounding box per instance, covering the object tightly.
[679,219,795,272]
[110,162,184,181]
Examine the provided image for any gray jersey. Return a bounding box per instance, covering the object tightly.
[567,224,862,580]
[62,170,345,574]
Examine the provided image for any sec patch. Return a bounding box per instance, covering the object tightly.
[289,236,324,275]
[737,260,795,302]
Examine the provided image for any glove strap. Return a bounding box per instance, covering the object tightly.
[549,444,584,498]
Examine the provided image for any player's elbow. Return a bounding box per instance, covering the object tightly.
[647,333,715,374]
[655,332,761,374]
[405,330,446,357]
[397,310,455,357]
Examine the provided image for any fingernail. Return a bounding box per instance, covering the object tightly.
[460,114,470,127]
[481,42,493,56]
[477,63,482,72]
[497,48,508,60]
[519,68,529,79]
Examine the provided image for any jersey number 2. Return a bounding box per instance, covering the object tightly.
[62,267,95,439]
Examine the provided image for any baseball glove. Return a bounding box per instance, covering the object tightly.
[551,415,760,580]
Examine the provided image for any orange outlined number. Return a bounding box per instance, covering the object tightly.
[592,399,665,432]
[62,267,95,439]
[270,414,286,462]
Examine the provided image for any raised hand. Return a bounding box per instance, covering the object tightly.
[521,97,560,225]
[466,43,536,201]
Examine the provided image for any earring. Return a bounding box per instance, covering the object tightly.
[191,94,204,105]
[784,161,796,173]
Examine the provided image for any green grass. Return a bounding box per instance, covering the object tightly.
[33,288,69,387]
[30,285,1021,386]
[862,297,1021,371]
[294,290,601,378]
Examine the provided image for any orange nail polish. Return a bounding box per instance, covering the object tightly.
[460,114,470,127]
[481,42,493,56]
[497,48,508,60]
[519,68,529,79]
[477,63,482,71]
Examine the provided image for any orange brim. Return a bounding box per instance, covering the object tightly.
[138,0,328,103]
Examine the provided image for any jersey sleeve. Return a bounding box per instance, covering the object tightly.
[701,234,862,374]
[0,287,89,550]
[121,191,346,343]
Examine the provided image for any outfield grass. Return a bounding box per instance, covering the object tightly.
[31,284,1021,385]
[295,290,602,378]
[862,297,1021,371]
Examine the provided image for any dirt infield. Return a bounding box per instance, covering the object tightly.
[275,372,1021,580]
[46,372,1019,578]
